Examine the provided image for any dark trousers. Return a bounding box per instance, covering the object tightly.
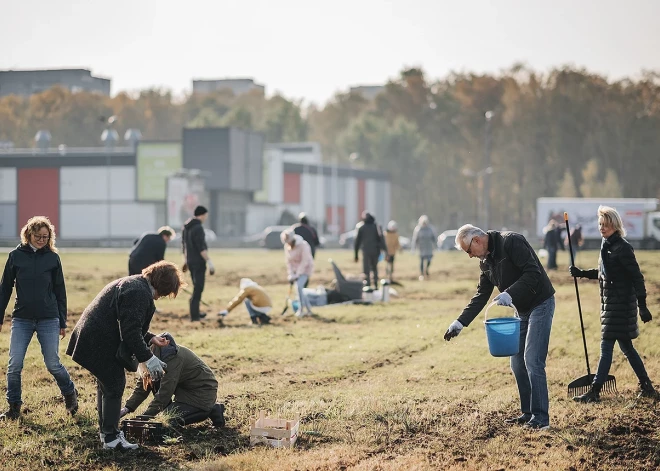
[164,402,225,427]
[362,252,379,288]
[128,259,141,276]
[188,263,206,321]
[96,375,125,438]
[594,338,649,385]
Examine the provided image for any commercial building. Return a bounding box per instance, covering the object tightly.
[192,78,265,96]
[0,129,390,244]
[0,68,111,97]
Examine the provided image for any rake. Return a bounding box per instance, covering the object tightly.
[565,212,616,397]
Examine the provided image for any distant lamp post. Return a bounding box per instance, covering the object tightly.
[483,111,494,228]
[101,115,118,245]
[462,166,494,228]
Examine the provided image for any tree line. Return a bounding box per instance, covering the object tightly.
[1,64,658,235]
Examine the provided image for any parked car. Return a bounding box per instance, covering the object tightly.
[339,229,410,250]
[437,230,458,250]
[244,225,326,250]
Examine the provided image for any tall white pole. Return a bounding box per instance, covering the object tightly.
[332,157,339,239]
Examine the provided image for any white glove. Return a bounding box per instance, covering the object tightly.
[218,309,229,317]
[207,259,215,275]
[444,320,464,341]
[493,292,513,306]
[287,275,298,283]
[120,407,130,418]
[145,355,167,381]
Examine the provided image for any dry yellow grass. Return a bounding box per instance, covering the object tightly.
[0,248,659,470]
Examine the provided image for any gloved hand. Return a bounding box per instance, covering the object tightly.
[443,320,464,341]
[119,407,130,418]
[207,259,215,275]
[569,265,587,278]
[493,291,513,306]
[218,309,229,317]
[640,307,653,323]
[145,355,167,382]
[182,262,188,273]
[287,275,298,283]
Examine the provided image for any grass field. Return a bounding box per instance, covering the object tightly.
[0,248,659,471]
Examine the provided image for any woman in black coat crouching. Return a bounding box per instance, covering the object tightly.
[67,261,185,450]
[570,205,657,403]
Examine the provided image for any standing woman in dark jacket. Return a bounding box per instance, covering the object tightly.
[66,261,185,450]
[0,216,78,421]
[570,205,658,403]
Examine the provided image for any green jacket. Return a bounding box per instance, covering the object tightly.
[125,344,218,415]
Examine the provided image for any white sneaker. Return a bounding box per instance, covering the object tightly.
[418,275,425,281]
[103,431,139,450]
[295,310,308,318]
[99,432,105,443]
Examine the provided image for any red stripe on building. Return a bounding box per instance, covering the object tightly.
[18,168,59,234]
[325,205,345,233]
[283,172,301,204]
[357,179,366,221]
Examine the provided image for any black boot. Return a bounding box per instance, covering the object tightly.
[208,403,225,427]
[573,383,602,403]
[0,402,21,420]
[638,379,659,399]
[258,313,271,325]
[64,388,79,415]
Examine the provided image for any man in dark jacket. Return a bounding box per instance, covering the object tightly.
[182,206,214,321]
[291,213,320,258]
[120,333,225,427]
[444,224,556,431]
[354,211,385,289]
[128,226,175,275]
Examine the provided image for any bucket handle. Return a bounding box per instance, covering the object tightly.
[483,301,519,323]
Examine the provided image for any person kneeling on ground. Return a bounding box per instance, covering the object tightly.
[120,332,225,428]
[218,278,272,325]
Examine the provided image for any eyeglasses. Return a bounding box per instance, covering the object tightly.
[33,234,50,241]
[465,237,475,255]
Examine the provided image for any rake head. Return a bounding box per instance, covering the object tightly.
[568,374,617,397]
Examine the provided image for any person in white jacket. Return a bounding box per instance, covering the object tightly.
[280,230,315,317]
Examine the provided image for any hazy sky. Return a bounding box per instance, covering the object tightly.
[2,0,659,105]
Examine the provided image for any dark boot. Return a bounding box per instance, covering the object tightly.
[208,403,225,427]
[64,388,79,415]
[250,316,259,325]
[0,402,21,421]
[258,313,271,325]
[638,379,659,399]
[573,383,602,403]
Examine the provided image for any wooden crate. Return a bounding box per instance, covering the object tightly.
[249,410,299,448]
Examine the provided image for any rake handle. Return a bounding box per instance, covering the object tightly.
[565,212,591,376]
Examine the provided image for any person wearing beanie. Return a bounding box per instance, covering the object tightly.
[181,205,214,321]
[218,278,272,325]
[120,333,225,428]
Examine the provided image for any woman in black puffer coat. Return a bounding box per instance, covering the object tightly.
[570,205,657,403]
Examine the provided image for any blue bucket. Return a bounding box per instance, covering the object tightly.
[484,302,521,357]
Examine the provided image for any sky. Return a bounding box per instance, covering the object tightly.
[2,0,660,106]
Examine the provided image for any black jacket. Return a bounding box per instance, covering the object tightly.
[354,214,384,258]
[0,244,67,328]
[66,275,156,387]
[129,233,167,274]
[579,233,646,340]
[182,218,208,266]
[458,231,555,326]
[292,223,320,257]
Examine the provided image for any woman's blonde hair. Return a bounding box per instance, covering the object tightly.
[598,205,626,237]
[20,216,58,252]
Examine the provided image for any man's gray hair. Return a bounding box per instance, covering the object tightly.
[454,224,486,250]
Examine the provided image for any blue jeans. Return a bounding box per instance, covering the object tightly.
[510,296,554,426]
[7,318,75,404]
[594,338,648,385]
[296,275,313,313]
